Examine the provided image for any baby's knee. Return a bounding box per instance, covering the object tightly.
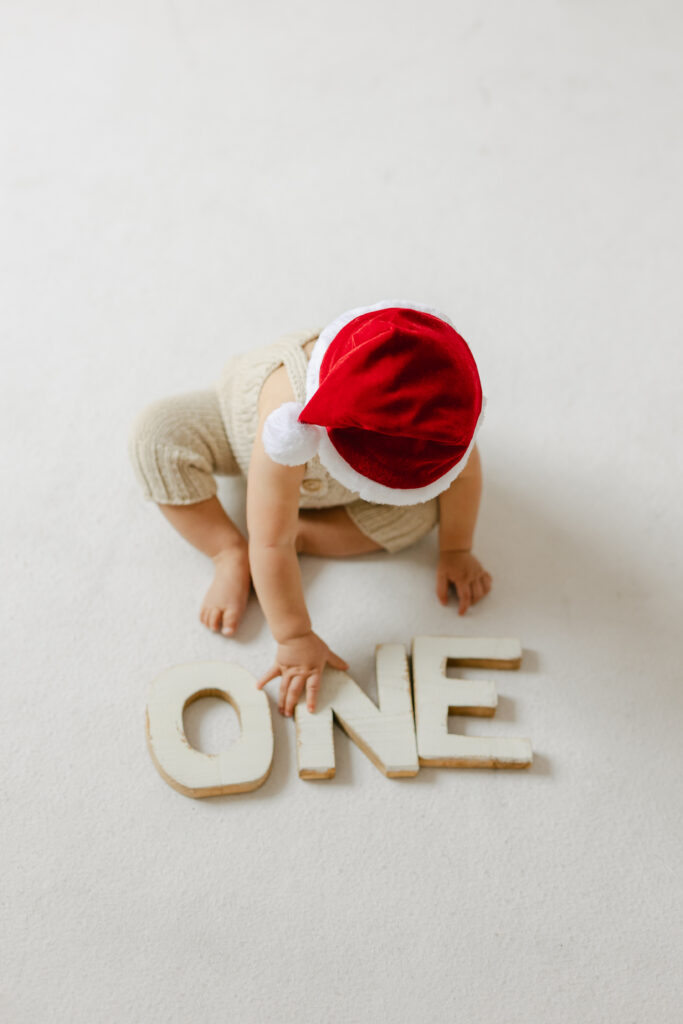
[128,399,171,478]
[127,395,217,505]
[128,396,188,453]
[128,399,172,501]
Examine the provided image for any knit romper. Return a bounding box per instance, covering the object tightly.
[128,328,439,553]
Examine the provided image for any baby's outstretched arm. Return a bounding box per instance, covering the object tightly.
[247,413,348,716]
[436,444,492,615]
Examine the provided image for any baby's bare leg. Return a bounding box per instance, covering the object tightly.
[160,501,377,633]
[129,388,253,637]
[159,497,251,636]
[296,507,383,557]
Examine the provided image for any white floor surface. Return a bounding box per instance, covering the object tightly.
[2,2,682,1021]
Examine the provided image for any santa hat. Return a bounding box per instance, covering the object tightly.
[262,300,486,506]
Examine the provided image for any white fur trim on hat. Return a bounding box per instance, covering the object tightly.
[262,401,323,466]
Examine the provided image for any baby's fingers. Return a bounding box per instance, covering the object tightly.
[471,573,493,605]
[457,579,472,616]
[284,674,306,717]
[436,568,449,605]
[327,650,349,672]
[278,672,294,714]
[305,672,321,713]
[256,664,281,689]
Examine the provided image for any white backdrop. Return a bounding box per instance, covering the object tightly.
[2,2,682,1021]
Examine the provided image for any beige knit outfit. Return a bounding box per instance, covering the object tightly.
[128,328,439,553]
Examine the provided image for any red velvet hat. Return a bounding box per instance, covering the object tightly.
[262,300,486,505]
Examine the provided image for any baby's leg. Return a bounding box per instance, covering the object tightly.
[296,507,384,557]
[160,497,251,636]
[296,498,439,557]
[128,390,251,636]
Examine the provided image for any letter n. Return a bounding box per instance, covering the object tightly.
[294,644,419,779]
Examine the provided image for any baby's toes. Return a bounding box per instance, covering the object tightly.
[220,605,242,636]
[206,607,222,632]
[221,615,236,636]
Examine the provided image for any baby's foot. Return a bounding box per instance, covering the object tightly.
[199,544,251,636]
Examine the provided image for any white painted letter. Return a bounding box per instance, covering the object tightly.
[412,636,532,769]
[295,644,419,779]
[146,662,274,797]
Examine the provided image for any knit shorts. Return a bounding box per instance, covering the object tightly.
[127,389,439,554]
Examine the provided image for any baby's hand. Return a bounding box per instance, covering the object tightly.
[436,549,492,615]
[256,630,349,717]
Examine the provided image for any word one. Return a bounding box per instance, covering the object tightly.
[146,635,533,798]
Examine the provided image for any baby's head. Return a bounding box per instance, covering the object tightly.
[263,301,485,505]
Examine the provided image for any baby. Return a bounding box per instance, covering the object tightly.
[128,300,492,717]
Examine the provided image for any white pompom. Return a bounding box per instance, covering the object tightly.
[262,402,323,466]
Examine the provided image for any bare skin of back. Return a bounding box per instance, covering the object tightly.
[157,336,492,716]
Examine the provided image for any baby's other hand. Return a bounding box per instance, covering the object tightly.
[436,549,492,616]
[256,631,349,717]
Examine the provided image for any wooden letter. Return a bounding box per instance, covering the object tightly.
[412,636,532,769]
[146,662,274,797]
[295,643,419,779]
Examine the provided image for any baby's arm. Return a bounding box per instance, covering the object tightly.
[436,444,492,614]
[247,413,348,715]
